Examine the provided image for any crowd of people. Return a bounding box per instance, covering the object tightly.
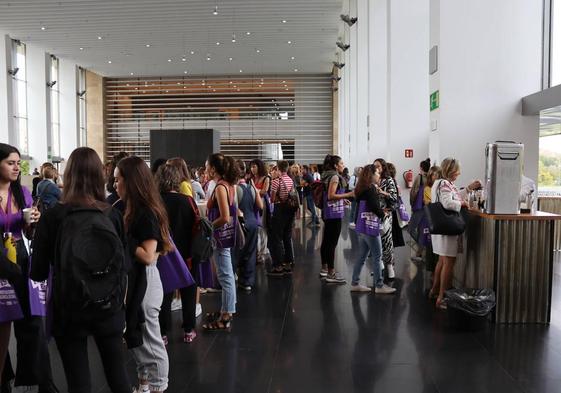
[0,140,478,393]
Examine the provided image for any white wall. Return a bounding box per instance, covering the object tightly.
[432,0,542,184]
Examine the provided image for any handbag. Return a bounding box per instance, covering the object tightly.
[424,181,466,236]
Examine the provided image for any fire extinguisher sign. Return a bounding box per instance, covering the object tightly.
[405,149,414,158]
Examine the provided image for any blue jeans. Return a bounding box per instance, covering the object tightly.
[352,233,383,288]
[305,194,319,223]
[213,248,237,313]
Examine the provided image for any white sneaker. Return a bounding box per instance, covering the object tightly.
[375,284,397,294]
[350,284,371,293]
[319,269,328,278]
[349,222,356,229]
[195,303,202,318]
[133,385,149,393]
[171,298,182,311]
[387,264,396,279]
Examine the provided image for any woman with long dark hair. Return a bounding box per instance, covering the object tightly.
[373,158,398,279]
[32,147,130,393]
[156,163,198,343]
[0,143,58,392]
[203,153,238,330]
[350,164,396,294]
[319,154,354,284]
[115,156,172,393]
[250,159,271,263]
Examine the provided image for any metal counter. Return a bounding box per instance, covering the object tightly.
[454,210,561,324]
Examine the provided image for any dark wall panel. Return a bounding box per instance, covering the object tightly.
[150,129,219,168]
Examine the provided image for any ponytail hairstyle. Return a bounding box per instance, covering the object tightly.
[323,154,342,172]
[207,153,238,185]
[420,158,431,173]
[117,156,172,254]
[0,143,26,211]
[374,158,390,178]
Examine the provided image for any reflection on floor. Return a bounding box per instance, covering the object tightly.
[43,217,561,393]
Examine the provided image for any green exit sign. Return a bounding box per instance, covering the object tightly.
[430,90,439,111]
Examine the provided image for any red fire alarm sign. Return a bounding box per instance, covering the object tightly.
[405,149,414,158]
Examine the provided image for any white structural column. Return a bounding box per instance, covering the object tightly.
[26,44,49,167]
[341,0,430,189]
[346,0,358,162]
[59,59,79,160]
[0,34,11,143]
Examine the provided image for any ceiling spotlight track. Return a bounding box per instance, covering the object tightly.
[7,67,19,76]
[46,81,57,88]
[340,14,358,26]
[333,61,345,69]
[336,41,350,51]
[77,90,86,97]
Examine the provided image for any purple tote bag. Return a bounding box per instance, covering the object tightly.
[355,201,381,236]
[0,279,23,322]
[207,204,238,249]
[323,189,345,220]
[157,238,195,294]
[398,197,410,222]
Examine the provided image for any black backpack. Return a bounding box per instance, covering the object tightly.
[54,208,127,322]
[187,197,215,263]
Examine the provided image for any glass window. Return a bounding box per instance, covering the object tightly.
[552,0,561,87]
[78,67,87,146]
[11,40,28,155]
[49,56,60,159]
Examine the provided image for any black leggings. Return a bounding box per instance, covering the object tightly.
[160,284,197,335]
[55,333,130,393]
[320,218,342,270]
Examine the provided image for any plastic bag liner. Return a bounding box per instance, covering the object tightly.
[445,288,496,317]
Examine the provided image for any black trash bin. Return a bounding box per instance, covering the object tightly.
[445,288,496,331]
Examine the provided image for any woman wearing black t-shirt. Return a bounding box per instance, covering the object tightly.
[115,157,172,393]
[32,147,131,393]
[156,164,198,343]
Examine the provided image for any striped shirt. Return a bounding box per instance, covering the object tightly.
[271,174,294,202]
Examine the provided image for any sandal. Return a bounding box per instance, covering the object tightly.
[435,298,447,310]
[204,312,221,323]
[203,316,232,331]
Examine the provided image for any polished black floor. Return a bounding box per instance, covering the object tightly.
[34,217,561,392]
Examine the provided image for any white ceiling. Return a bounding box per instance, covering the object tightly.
[0,0,343,77]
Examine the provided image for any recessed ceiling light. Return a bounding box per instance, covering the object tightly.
[190,51,195,55]
[184,71,188,74]
[229,57,233,61]
[135,87,138,90]
[291,56,295,60]
[145,44,151,48]
[282,80,286,83]
[285,88,289,90]
[282,20,287,23]
[167,59,172,62]
[213,89,216,92]
[256,49,260,53]
[41,26,46,31]
[183,86,186,89]
[182,58,186,62]
[79,47,84,51]
[229,81,233,84]
[287,41,292,44]
[107,60,112,64]
[206,56,211,61]
[294,68,298,72]
[130,72,134,75]
[97,36,103,40]
[233,85,237,88]
[231,34,236,43]
[177,82,181,85]
[126,83,130,86]
[216,42,220,45]
[213,6,218,15]
[246,32,251,35]
[166,90,169,93]
[239,69,243,73]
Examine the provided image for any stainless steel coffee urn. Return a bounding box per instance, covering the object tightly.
[484,141,524,214]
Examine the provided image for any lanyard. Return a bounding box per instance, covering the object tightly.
[0,188,13,233]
